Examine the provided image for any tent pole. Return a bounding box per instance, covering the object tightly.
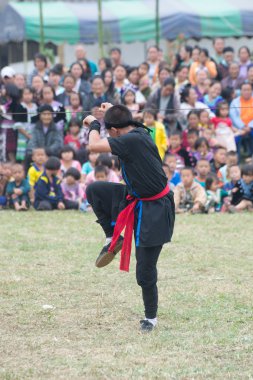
[155,0,160,48]
[97,0,104,58]
[39,0,45,52]
[23,40,28,76]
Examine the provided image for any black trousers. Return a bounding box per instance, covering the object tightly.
[87,181,163,319]
[36,199,79,211]
[136,245,162,319]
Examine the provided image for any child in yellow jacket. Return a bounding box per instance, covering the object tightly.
[143,109,168,160]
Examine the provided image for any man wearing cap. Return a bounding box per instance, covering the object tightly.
[1,66,16,85]
[84,103,175,332]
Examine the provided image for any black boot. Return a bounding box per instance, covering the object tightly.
[95,236,124,268]
[140,319,155,332]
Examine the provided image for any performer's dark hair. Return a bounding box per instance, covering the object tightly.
[104,105,133,128]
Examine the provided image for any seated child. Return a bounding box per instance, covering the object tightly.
[168,131,192,170]
[186,129,199,153]
[229,164,253,212]
[64,118,82,151]
[85,154,120,186]
[185,129,198,167]
[34,157,65,211]
[122,88,140,118]
[205,174,228,213]
[182,110,199,148]
[15,87,38,162]
[195,159,211,188]
[162,163,175,191]
[163,154,181,186]
[61,167,84,210]
[194,137,213,162]
[223,165,241,192]
[27,148,47,202]
[81,151,99,179]
[200,127,218,149]
[60,145,81,178]
[65,92,84,126]
[217,151,238,184]
[210,146,227,175]
[143,109,168,160]
[174,167,207,213]
[6,164,30,211]
[94,165,108,182]
[198,109,212,130]
[211,101,238,152]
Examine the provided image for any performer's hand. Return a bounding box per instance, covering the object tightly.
[83,115,97,128]
[100,102,113,112]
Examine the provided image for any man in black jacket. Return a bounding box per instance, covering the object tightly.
[27,105,63,157]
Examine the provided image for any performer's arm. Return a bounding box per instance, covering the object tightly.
[83,103,114,153]
[83,115,112,153]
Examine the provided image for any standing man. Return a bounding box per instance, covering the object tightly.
[74,44,97,76]
[109,47,123,68]
[147,45,160,85]
[212,38,225,64]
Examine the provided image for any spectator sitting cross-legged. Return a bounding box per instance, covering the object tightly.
[229,163,253,212]
[27,148,47,203]
[64,118,82,151]
[85,153,120,186]
[174,167,207,214]
[34,157,65,211]
[61,167,85,210]
[6,164,30,211]
[59,145,81,178]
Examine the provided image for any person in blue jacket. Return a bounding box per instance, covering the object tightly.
[34,157,65,211]
[6,164,30,211]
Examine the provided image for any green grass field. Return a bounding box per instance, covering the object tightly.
[0,211,253,380]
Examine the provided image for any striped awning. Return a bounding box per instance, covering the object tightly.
[1,0,253,44]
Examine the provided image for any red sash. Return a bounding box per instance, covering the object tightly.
[108,185,170,272]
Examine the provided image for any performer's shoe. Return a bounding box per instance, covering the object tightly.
[140,319,155,332]
[95,236,124,268]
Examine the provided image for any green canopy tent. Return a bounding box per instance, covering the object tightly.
[1,0,252,45]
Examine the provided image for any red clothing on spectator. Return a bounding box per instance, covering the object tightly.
[64,134,81,150]
[211,117,232,129]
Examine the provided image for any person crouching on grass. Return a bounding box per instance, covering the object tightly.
[174,167,207,214]
[34,157,65,211]
[6,164,30,211]
[229,164,253,212]
[84,103,175,332]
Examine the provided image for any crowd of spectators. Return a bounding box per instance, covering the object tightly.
[0,39,253,213]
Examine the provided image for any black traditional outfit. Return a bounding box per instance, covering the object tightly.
[87,121,175,320]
